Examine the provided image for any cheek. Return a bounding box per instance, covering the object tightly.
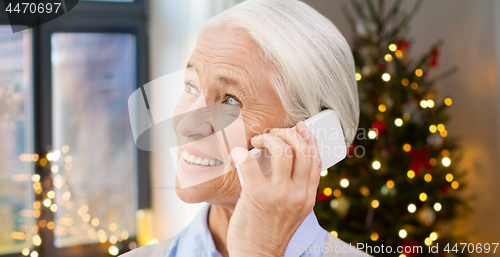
[172,99,191,134]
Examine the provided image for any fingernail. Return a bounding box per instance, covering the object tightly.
[298,122,308,139]
[229,147,249,165]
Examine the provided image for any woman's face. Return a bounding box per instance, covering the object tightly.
[173,26,287,208]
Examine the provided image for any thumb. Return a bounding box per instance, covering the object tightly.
[229,147,264,187]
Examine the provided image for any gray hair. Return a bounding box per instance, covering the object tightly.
[199,0,359,147]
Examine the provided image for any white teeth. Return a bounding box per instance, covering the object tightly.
[182,150,222,166]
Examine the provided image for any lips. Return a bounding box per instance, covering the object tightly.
[180,146,223,167]
[182,150,223,166]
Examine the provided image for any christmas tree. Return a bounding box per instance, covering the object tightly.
[314,1,470,256]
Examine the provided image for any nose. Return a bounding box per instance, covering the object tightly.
[176,97,213,140]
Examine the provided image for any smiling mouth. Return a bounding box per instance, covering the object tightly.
[182,150,223,166]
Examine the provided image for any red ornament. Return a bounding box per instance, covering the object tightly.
[377,61,386,70]
[440,185,451,194]
[317,192,331,202]
[347,144,356,157]
[429,48,440,68]
[396,39,410,51]
[407,147,432,175]
[371,121,387,135]
[401,241,419,257]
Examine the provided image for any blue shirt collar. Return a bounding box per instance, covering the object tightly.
[165,204,328,257]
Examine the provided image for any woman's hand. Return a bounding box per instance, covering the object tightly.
[227,121,322,257]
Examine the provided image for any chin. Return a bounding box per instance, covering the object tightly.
[174,170,242,206]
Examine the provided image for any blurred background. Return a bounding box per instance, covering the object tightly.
[0,0,499,256]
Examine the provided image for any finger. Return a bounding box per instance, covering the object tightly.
[250,134,294,180]
[269,127,312,184]
[302,128,322,187]
[229,147,265,187]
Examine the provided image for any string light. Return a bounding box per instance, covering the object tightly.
[388,44,397,51]
[419,192,427,202]
[429,158,437,166]
[372,161,381,170]
[22,248,30,256]
[429,125,437,133]
[430,232,438,241]
[368,130,377,139]
[420,100,428,108]
[425,237,432,246]
[50,204,58,212]
[43,199,51,207]
[434,202,442,211]
[395,118,403,127]
[399,254,407,257]
[410,82,418,90]
[401,78,409,86]
[33,235,41,246]
[441,149,450,157]
[323,187,333,196]
[340,179,349,188]
[108,245,119,256]
[378,104,387,112]
[444,98,453,106]
[395,50,403,57]
[386,180,395,189]
[333,189,342,197]
[408,204,416,213]
[403,144,411,152]
[31,174,40,182]
[445,173,454,182]
[437,124,445,131]
[399,229,407,238]
[360,187,370,196]
[320,170,328,177]
[371,200,380,208]
[407,170,415,179]
[403,113,411,120]
[427,99,435,108]
[371,232,379,241]
[442,157,451,167]
[440,130,448,137]
[92,218,100,227]
[30,251,38,257]
[109,235,118,244]
[47,190,55,199]
[121,231,129,240]
[382,73,391,82]
[415,69,423,77]
[355,73,362,81]
[451,181,459,189]
[424,174,432,182]
[330,231,338,237]
[385,54,393,62]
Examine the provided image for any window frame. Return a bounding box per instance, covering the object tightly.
[0,1,150,256]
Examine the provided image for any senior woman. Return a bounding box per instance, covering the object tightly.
[123,0,369,256]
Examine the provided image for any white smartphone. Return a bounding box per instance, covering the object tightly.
[237,110,347,182]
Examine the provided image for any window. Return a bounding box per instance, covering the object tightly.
[0,1,149,257]
[0,26,35,256]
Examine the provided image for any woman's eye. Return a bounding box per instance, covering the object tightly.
[224,95,240,106]
[185,83,199,96]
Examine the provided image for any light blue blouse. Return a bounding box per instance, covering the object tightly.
[163,204,330,257]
